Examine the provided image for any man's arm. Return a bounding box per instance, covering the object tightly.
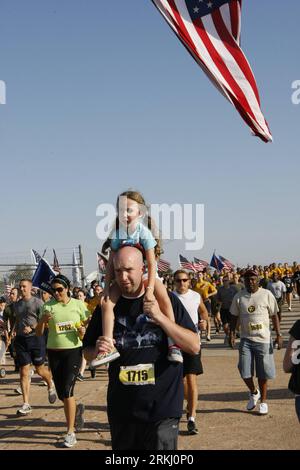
[229,293,240,347]
[283,336,295,373]
[83,306,103,361]
[198,301,209,332]
[271,314,283,349]
[143,298,200,355]
[205,283,217,300]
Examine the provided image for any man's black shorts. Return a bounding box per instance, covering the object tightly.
[182,350,203,376]
[14,335,46,367]
[220,308,231,326]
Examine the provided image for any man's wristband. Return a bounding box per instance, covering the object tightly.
[276,333,282,337]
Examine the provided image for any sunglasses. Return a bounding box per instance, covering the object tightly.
[175,279,189,283]
[52,287,65,293]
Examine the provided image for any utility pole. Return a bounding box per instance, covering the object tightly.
[78,244,85,288]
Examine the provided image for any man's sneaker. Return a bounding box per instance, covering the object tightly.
[246,389,261,411]
[48,382,57,404]
[17,403,32,415]
[76,373,85,382]
[206,334,211,342]
[62,432,77,448]
[90,348,120,368]
[75,403,85,432]
[288,307,292,311]
[259,402,268,415]
[167,346,183,363]
[187,419,199,435]
[15,386,22,395]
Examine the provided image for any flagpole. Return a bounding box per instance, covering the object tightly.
[78,245,85,288]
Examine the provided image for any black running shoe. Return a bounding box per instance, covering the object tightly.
[187,419,198,435]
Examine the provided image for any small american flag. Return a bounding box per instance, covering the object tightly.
[151,0,272,142]
[219,255,234,271]
[179,254,196,272]
[157,258,171,272]
[4,282,14,298]
[193,257,208,272]
[97,252,107,273]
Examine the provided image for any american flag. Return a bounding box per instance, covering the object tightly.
[4,282,14,298]
[151,0,272,142]
[97,252,107,273]
[193,257,208,272]
[179,254,196,272]
[157,258,171,272]
[219,255,234,271]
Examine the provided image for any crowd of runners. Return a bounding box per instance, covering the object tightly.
[0,191,299,449]
[1,260,299,449]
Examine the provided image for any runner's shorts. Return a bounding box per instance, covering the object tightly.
[47,348,82,401]
[14,335,46,367]
[183,350,203,376]
[238,338,275,380]
[220,308,231,326]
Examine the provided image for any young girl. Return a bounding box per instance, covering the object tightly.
[91,190,182,366]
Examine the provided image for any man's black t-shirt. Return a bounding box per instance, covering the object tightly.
[83,292,197,423]
[293,271,300,286]
[288,320,300,394]
[290,320,300,339]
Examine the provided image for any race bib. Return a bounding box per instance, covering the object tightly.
[55,321,76,334]
[119,363,155,386]
[248,322,264,334]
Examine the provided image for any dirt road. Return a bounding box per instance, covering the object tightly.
[0,303,299,450]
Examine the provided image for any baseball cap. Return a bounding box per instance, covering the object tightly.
[244,269,259,278]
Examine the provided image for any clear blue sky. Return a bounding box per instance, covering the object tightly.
[0,1,299,276]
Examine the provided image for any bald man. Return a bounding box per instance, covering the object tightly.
[83,246,200,450]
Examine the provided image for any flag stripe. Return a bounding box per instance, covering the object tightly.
[211,7,260,105]
[227,0,241,44]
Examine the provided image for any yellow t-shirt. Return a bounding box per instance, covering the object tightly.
[41,298,90,349]
[193,281,217,301]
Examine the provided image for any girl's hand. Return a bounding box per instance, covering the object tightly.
[95,336,115,354]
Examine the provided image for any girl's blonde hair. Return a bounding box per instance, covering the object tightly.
[112,189,163,258]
